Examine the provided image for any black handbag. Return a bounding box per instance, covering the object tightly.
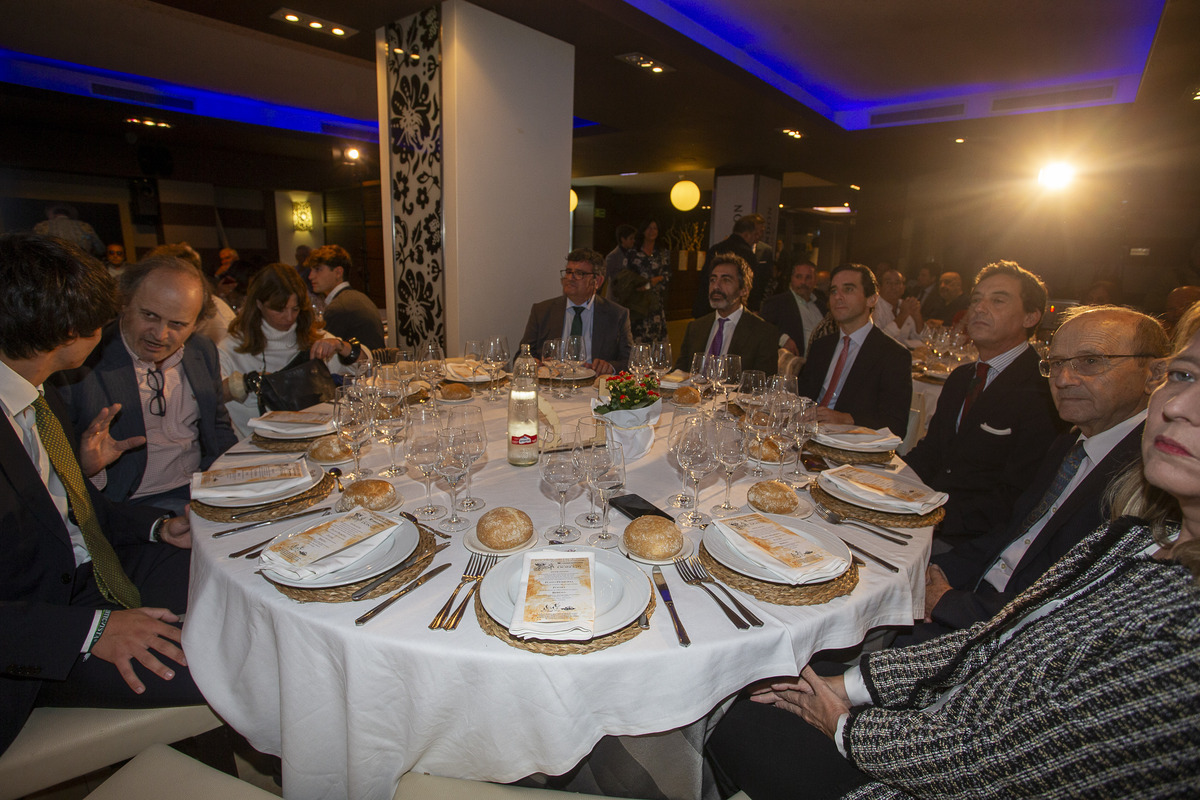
[256,353,338,412]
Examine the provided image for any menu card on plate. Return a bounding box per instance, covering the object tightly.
[190,457,311,500]
[259,509,395,581]
[717,513,848,584]
[258,410,332,426]
[508,551,596,641]
[819,465,947,514]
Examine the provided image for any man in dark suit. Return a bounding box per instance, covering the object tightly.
[905,261,1066,549]
[0,233,202,757]
[796,264,912,435]
[56,256,236,515]
[306,244,386,350]
[760,260,827,359]
[920,270,968,326]
[905,306,1168,643]
[693,213,766,316]
[674,253,781,377]
[521,248,632,375]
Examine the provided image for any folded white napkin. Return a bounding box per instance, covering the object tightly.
[589,399,662,462]
[818,464,947,514]
[660,369,690,388]
[190,458,313,501]
[444,361,484,381]
[508,550,596,641]
[248,408,335,437]
[814,424,903,452]
[714,514,848,584]
[258,509,396,582]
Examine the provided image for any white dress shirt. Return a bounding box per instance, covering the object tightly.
[702,305,745,358]
[872,297,924,349]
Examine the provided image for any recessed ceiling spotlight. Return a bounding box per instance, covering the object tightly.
[393,47,403,54]
[345,148,360,161]
[781,128,803,139]
[954,137,965,143]
[619,172,638,176]
[615,52,675,74]
[270,8,357,39]
[812,206,853,214]
[849,184,861,191]
[126,116,172,129]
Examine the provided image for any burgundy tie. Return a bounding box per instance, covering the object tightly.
[960,361,989,420]
[819,335,851,407]
[707,317,728,357]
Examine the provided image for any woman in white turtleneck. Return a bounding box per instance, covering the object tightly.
[218,262,366,437]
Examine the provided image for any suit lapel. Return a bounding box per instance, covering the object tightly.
[961,345,1036,425]
[0,399,73,544]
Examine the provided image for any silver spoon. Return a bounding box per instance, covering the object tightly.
[329,467,345,492]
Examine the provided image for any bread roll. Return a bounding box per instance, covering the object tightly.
[749,437,782,463]
[623,515,684,560]
[673,386,701,405]
[308,435,351,462]
[476,507,535,550]
[747,480,799,514]
[336,479,397,512]
[440,383,472,400]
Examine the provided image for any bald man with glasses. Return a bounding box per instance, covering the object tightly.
[520,248,633,375]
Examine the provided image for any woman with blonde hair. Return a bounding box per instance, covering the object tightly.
[218,263,367,436]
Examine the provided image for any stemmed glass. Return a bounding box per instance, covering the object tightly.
[769,395,799,482]
[650,340,673,385]
[573,417,612,528]
[542,339,566,398]
[463,339,484,388]
[674,415,717,528]
[565,335,584,393]
[629,344,652,379]
[375,367,408,479]
[483,336,509,401]
[394,349,416,400]
[711,419,747,518]
[333,387,370,481]
[666,407,703,508]
[713,354,742,414]
[419,342,445,390]
[434,429,472,532]
[406,406,446,520]
[447,405,487,512]
[784,397,819,488]
[768,374,798,396]
[689,353,712,403]
[587,443,625,549]
[541,450,582,543]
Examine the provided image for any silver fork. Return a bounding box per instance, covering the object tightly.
[430,553,484,629]
[674,557,749,629]
[686,556,763,627]
[444,554,499,630]
[813,502,911,545]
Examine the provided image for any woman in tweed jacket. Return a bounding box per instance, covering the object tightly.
[708,313,1200,799]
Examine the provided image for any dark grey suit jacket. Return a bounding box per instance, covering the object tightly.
[55,323,237,505]
[323,287,385,351]
[796,325,912,436]
[673,310,781,377]
[520,294,632,372]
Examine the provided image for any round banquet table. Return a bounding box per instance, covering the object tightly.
[183,388,930,800]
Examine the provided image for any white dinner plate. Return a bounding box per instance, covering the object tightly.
[537,366,597,380]
[444,368,507,384]
[307,442,372,467]
[435,392,475,404]
[816,470,945,515]
[702,514,851,585]
[464,529,539,556]
[616,535,694,565]
[252,426,334,441]
[260,514,419,589]
[480,547,651,638]
[197,465,323,508]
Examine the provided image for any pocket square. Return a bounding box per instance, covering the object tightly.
[979,423,1012,435]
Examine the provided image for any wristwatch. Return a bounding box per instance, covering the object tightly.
[338,338,363,365]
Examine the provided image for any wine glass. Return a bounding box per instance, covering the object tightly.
[564,335,584,393]
[711,419,747,518]
[541,450,582,543]
[376,368,408,479]
[769,395,799,482]
[768,374,798,396]
[483,335,509,401]
[333,387,370,481]
[689,352,712,403]
[666,406,703,508]
[573,417,612,528]
[419,342,445,388]
[629,344,652,379]
[784,397,820,492]
[463,339,484,386]
[650,340,673,385]
[674,415,717,528]
[587,443,625,549]
[744,393,776,478]
[542,338,566,398]
[394,348,416,399]
[406,406,446,520]
[716,354,742,413]
[435,429,472,532]
[447,405,487,512]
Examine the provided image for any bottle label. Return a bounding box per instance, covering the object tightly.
[511,433,538,446]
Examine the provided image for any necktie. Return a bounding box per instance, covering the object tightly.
[32,395,141,609]
[819,335,852,407]
[707,317,728,357]
[570,306,584,337]
[1018,440,1087,532]
[960,362,989,420]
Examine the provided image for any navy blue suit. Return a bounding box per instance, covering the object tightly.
[797,326,912,437]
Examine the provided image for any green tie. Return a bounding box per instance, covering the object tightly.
[570,306,584,337]
[32,395,141,609]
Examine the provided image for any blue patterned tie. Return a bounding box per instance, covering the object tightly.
[1019,440,1086,531]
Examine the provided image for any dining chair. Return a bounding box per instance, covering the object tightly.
[85,743,273,800]
[392,772,752,800]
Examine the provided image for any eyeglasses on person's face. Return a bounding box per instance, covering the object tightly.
[560,268,595,280]
[1038,354,1156,378]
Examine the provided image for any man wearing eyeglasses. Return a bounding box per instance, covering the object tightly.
[902,306,1167,644]
[520,248,632,375]
[56,255,236,515]
[905,261,1065,551]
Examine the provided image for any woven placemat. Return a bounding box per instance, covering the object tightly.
[809,484,944,529]
[475,577,656,655]
[266,526,437,602]
[190,473,335,523]
[806,441,894,465]
[698,543,859,605]
[248,432,322,452]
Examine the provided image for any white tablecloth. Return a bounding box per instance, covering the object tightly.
[184,390,929,800]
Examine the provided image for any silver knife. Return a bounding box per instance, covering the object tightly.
[355,562,451,626]
[351,542,449,601]
[652,567,690,647]
[213,506,330,538]
[840,540,900,573]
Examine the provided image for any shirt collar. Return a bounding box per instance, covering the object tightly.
[715,305,744,324]
[1080,409,1147,464]
[980,340,1030,374]
[839,320,874,346]
[567,294,595,312]
[790,289,815,306]
[0,358,40,419]
[325,282,350,303]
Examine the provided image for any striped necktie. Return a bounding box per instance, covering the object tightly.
[32,395,141,609]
